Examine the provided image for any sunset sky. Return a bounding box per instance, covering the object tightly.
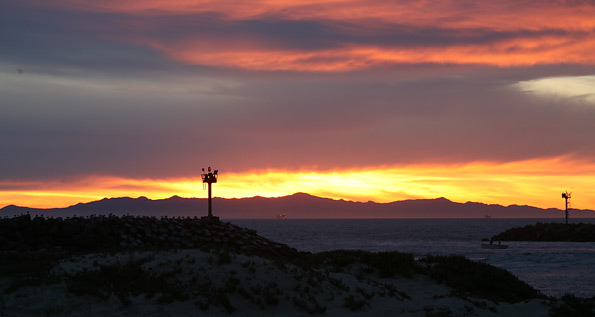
[2,0,595,211]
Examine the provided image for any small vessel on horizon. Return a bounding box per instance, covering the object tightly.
[481,238,508,249]
[277,213,286,219]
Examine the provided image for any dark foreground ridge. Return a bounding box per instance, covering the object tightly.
[1,215,594,316]
[492,222,595,242]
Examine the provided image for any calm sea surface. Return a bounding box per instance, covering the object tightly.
[229,218,595,298]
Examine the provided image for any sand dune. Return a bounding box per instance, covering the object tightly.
[2,248,551,316]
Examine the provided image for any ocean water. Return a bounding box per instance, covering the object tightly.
[229,218,595,298]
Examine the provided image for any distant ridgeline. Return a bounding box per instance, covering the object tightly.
[492,223,595,242]
[2,193,595,218]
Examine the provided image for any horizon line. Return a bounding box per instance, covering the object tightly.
[0,192,577,212]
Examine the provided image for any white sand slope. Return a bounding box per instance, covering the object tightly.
[1,249,551,316]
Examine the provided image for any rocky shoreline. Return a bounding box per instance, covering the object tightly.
[492,223,595,242]
[0,214,304,261]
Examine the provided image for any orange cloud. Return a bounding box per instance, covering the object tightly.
[2,157,594,211]
[48,0,595,31]
[35,0,595,71]
[147,35,595,71]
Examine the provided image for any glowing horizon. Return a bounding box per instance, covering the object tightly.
[2,157,594,211]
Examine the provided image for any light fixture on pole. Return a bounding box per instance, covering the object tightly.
[201,166,219,220]
[561,191,571,224]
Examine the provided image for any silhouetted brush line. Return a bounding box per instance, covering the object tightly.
[420,255,543,303]
[302,249,422,278]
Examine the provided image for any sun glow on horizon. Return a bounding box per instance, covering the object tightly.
[1,157,594,211]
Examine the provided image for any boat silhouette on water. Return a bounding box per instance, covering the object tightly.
[481,238,508,249]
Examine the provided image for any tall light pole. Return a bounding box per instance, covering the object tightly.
[202,167,218,219]
[562,191,571,225]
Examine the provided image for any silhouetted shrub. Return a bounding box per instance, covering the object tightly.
[194,298,209,310]
[5,275,61,294]
[1,252,61,293]
[218,251,232,264]
[264,291,280,306]
[328,276,350,292]
[423,305,453,317]
[293,295,326,315]
[343,294,368,311]
[550,294,595,317]
[420,255,542,303]
[65,256,188,305]
[0,252,56,276]
[305,250,421,278]
[383,283,410,300]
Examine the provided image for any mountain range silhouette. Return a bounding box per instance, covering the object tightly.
[2,193,594,219]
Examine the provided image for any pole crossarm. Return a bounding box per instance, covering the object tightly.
[201,167,219,219]
[562,191,571,225]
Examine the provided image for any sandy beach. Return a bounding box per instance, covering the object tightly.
[1,248,552,316]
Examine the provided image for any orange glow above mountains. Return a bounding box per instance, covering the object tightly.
[2,158,594,211]
[42,0,595,71]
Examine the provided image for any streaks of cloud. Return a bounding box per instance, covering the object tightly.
[43,0,595,30]
[18,0,595,71]
[150,37,595,71]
